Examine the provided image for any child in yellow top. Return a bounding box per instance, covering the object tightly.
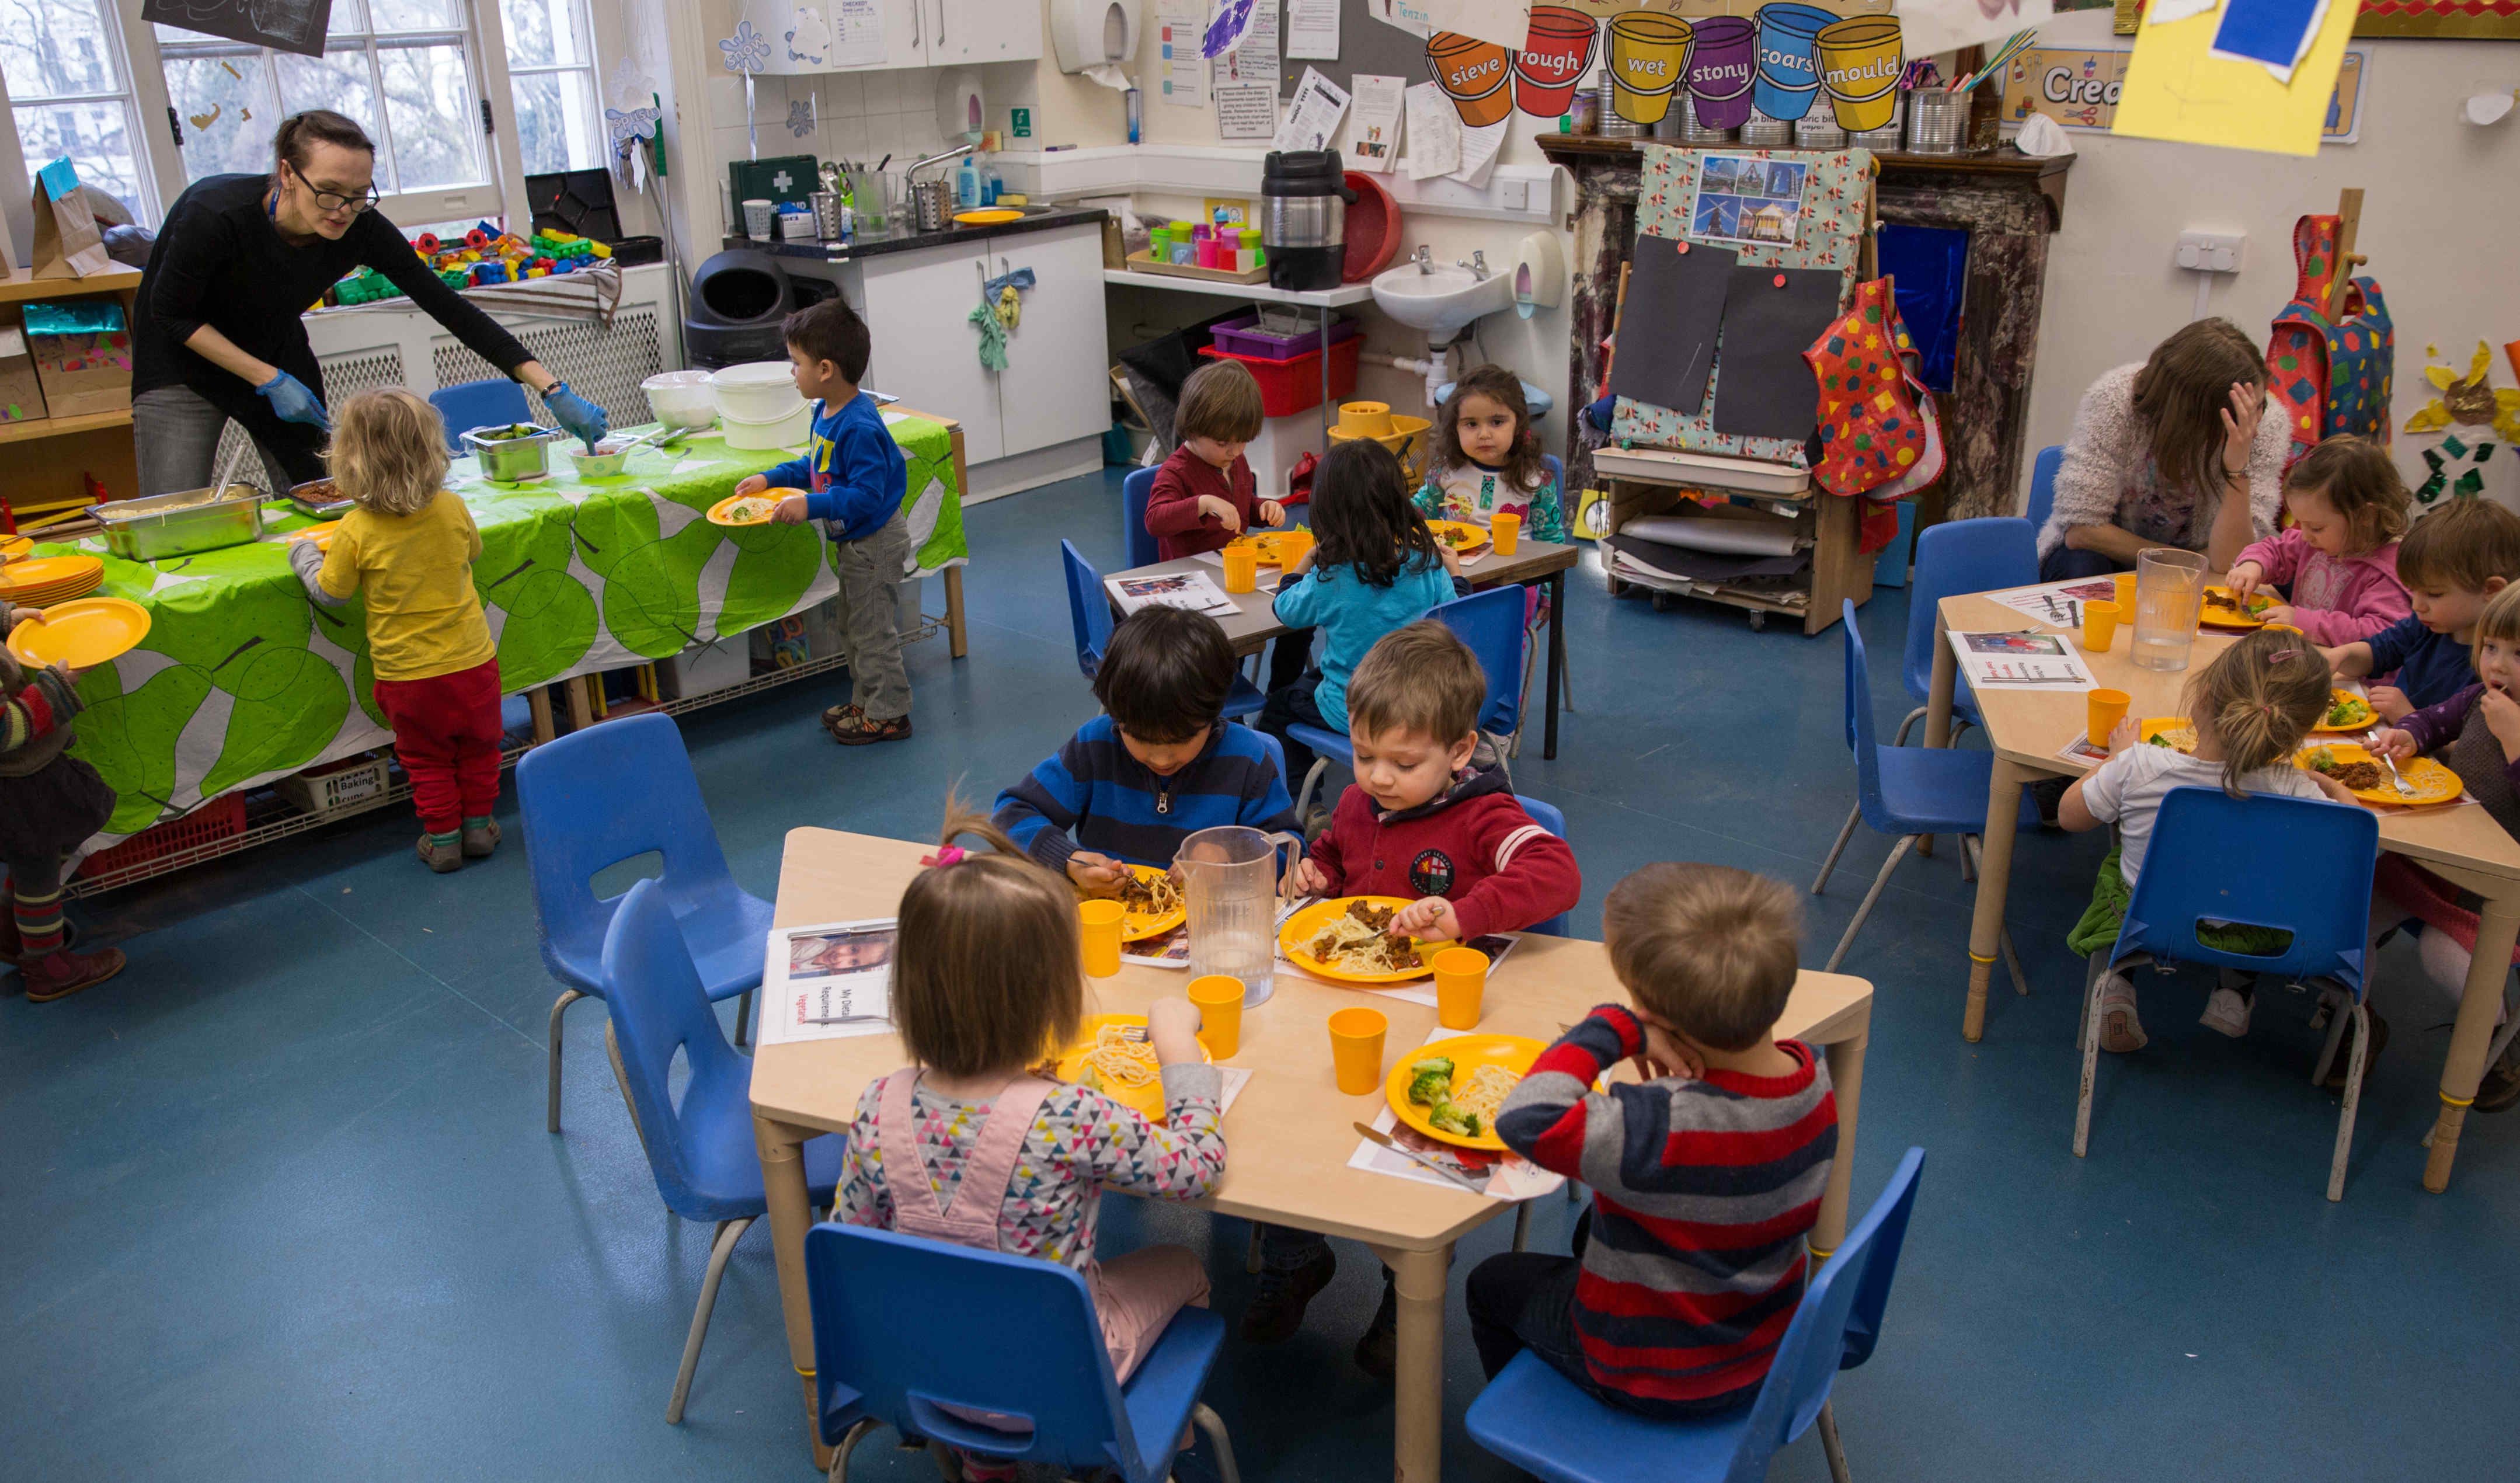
[290,387,503,873]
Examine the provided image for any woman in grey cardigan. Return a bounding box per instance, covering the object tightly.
[2037,318,2290,582]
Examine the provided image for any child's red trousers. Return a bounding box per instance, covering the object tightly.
[374,657,504,835]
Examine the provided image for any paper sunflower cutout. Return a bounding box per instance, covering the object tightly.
[2406,341,2520,444]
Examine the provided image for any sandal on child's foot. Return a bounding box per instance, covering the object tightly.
[2199,985,2254,1039]
[825,709,913,746]
[417,832,464,873]
[2097,976,2147,1054]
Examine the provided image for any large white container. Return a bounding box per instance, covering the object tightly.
[711,361,807,425]
[642,369,718,431]
[723,403,813,450]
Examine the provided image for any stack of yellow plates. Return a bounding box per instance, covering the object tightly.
[0,553,105,608]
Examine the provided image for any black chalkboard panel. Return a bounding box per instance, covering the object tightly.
[1607,238,1735,416]
[142,0,333,59]
[1711,265,1840,442]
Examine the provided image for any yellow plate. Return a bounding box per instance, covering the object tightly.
[707,492,781,527]
[2311,689,2378,734]
[5,596,150,668]
[1279,895,1434,984]
[953,208,1025,225]
[2199,585,2272,629]
[2138,717,2197,753]
[2298,743,2465,807]
[1051,1013,1212,1124]
[1,535,30,560]
[1230,530,1313,568]
[285,520,342,553]
[1384,1033,1547,1153]
[1426,519,1491,556]
[0,554,103,598]
[1076,864,1186,943]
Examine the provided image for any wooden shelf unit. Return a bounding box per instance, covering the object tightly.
[1599,461,1874,636]
[0,406,129,445]
[0,268,141,525]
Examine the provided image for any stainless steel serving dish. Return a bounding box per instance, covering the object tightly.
[91,484,265,562]
[461,423,563,482]
[287,478,356,520]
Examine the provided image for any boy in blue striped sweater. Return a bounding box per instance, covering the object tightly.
[995,605,1300,883]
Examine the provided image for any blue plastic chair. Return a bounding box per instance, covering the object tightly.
[2077,787,2379,1200]
[806,1223,1239,1483]
[1466,1147,1927,1483]
[1897,516,2039,746]
[1061,538,1264,719]
[2025,444,2064,533]
[517,712,772,1134]
[1517,793,1573,938]
[429,378,531,452]
[1434,584,1528,740]
[603,878,845,1422]
[1814,600,2023,995]
[1121,465,1161,569]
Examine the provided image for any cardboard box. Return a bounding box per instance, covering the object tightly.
[22,298,131,418]
[0,322,48,425]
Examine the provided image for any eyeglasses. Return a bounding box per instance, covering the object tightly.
[289,165,379,215]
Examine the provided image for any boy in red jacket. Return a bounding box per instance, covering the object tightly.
[1247,619,1581,1373]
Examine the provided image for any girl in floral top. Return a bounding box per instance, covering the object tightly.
[1413,365,1565,543]
[836,805,1224,1478]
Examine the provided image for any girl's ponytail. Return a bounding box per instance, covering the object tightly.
[2187,629,2334,794]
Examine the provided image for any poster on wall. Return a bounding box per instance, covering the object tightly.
[1427,30,1520,126]
[1278,67,1353,149]
[1896,0,2053,57]
[1689,154,1809,246]
[1516,6,1601,118]
[1289,0,1342,57]
[1217,81,1279,137]
[1346,75,1408,170]
[142,0,332,58]
[1157,2,1210,106]
[2001,42,2367,142]
[1213,0,1279,84]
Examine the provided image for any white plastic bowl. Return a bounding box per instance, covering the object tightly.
[722,402,812,451]
[642,368,719,431]
[711,361,807,426]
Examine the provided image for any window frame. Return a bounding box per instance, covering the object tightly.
[0,0,158,255]
[497,0,604,179]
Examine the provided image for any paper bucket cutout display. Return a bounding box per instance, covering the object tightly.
[1686,16,1758,131]
[1816,16,1903,132]
[1515,6,1600,118]
[1428,32,1517,128]
[1752,3,1839,123]
[1608,12,1693,125]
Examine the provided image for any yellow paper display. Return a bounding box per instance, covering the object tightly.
[2110,0,2361,157]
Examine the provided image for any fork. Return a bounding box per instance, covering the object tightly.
[2365,730,2416,798]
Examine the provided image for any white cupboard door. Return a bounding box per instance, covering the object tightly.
[934,0,1043,62]
[867,0,931,68]
[992,225,1112,458]
[861,246,1004,464]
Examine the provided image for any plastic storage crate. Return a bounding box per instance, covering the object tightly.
[1195,336,1362,418]
[75,793,249,879]
[1207,313,1359,362]
[276,751,398,819]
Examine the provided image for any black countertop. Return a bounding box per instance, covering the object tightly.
[723,205,1108,266]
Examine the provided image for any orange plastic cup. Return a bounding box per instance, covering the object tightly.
[1328,1006,1388,1094]
[1221,544,1258,594]
[1188,974,1244,1059]
[1432,946,1489,1030]
[2081,600,2121,653]
[1489,511,1522,556]
[2087,688,2131,752]
[2112,571,2137,608]
[1079,899,1123,978]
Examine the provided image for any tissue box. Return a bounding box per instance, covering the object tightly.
[0,323,48,425]
[21,299,131,418]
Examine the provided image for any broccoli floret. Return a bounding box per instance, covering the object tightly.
[1407,1068,1452,1106]
[2147,733,2175,747]
[1428,1102,1482,1137]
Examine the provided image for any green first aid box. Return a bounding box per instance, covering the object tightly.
[728,154,820,211]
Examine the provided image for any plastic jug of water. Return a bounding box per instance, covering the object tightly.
[2132,546,2206,671]
[1179,824,1304,1008]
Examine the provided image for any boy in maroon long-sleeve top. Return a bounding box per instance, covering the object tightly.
[1248,621,1581,1371]
[1144,360,1284,561]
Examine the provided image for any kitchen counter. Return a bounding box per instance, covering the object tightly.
[723,205,1108,264]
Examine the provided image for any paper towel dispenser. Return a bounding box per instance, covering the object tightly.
[1052,0,1137,73]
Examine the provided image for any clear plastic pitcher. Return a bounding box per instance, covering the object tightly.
[2131,546,2208,671]
[1179,825,1304,1009]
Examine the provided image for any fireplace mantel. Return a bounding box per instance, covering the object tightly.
[1536,136,2073,525]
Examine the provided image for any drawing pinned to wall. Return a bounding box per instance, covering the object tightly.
[1816,15,1905,131]
[1213,0,1279,84]
[1205,0,1258,56]
[1347,74,1408,170]
[2212,0,2327,82]
[1685,16,1758,129]
[1607,11,1693,125]
[1752,4,1840,123]
[1690,154,1808,246]
[2112,0,2360,154]
[139,0,332,60]
[785,5,833,65]
[2405,344,2520,511]
[1515,6,1600,117]
[1427,31,1520,126]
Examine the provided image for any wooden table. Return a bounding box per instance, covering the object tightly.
[1108,537,1582,758]
[751,828,1876,1480]
[1927,591,2520,1192]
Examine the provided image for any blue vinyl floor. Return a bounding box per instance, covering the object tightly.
[5,469,2516,1482]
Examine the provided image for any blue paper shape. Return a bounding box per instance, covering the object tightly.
[37,158,79,202]
[2213,0,2322,74]
[22,300,127,335]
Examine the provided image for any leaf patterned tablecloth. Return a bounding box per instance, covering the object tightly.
[34,413,963,845]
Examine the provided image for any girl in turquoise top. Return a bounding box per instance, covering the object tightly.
[1261,440,1464,789]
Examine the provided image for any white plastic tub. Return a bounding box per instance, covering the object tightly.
[722,402,813,450]
[642,369,718,431]
[711,361,806,425]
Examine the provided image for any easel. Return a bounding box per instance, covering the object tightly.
[2322,187,2366,320]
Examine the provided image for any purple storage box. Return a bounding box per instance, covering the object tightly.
[1207,312,1360,362]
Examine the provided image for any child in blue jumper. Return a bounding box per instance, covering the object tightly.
[2321,493,2520,722]
[733,298,914,746]
[995,605,1301,886]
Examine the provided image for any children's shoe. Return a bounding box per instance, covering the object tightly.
[1239,1242,1336,1344]
[462,817,502,859]
[21,946,126,1004]
[2199,985,2253,1038]
[417,833,464,873]
[2474,1038,2520,1114]
[2096,974,2147,1054]
[2321,1010,2387,1094]
[826,709,912,746]
[1353,1279,1398,1381]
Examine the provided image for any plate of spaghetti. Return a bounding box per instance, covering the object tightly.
[1279,896,1433,983]
[1425,520,1491,559]
[1077,864,1186,942]
[2298,743,2464,807]
[707,492,782,527]
[1051,1014,1212,1123]
[2138,717,2197,753]
[1384,1033,1545,1152]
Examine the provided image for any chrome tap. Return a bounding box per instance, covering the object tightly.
[1414,244,1435,274]
[1456,249,1490,281]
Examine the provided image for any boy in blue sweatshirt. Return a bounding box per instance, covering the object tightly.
[733,298,913,745]
[995,605,1301,885]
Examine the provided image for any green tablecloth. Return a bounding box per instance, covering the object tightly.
[34,415,965,843]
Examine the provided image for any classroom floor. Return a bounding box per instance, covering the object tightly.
[6,468,2515,1482]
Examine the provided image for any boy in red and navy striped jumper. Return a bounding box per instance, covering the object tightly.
[1473,862,1835,1416]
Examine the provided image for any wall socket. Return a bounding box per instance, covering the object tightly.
[2175,230,2246,274]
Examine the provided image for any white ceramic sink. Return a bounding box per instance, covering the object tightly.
[1370,262,1516,341]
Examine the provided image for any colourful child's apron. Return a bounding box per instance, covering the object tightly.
[2265,213,2394,465]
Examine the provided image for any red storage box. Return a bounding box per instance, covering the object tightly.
[1197,336,1362,418]
[76,793,249,880]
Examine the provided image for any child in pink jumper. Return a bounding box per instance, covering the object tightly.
[2226,436,2411,646]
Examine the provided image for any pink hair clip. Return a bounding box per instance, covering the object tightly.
[920,845,968,868]
[2268,648,2301,662]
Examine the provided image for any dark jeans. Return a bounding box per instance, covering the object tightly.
[1258,669,1335,789]
[2039,544,2125,583]
[1266,627,1314,695]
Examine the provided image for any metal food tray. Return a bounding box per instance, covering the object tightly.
[91,485,267,562]
[287,479,355,520]
[461,423,562,483]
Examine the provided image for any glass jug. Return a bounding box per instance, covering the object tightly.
[1178,825,1304,1009]
[2131,546,2207,671]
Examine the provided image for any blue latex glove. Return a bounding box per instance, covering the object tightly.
[544,381,609,452]
[255,370,331,431]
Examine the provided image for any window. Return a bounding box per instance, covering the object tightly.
[0,0,152,217]
[499,0,598,176]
